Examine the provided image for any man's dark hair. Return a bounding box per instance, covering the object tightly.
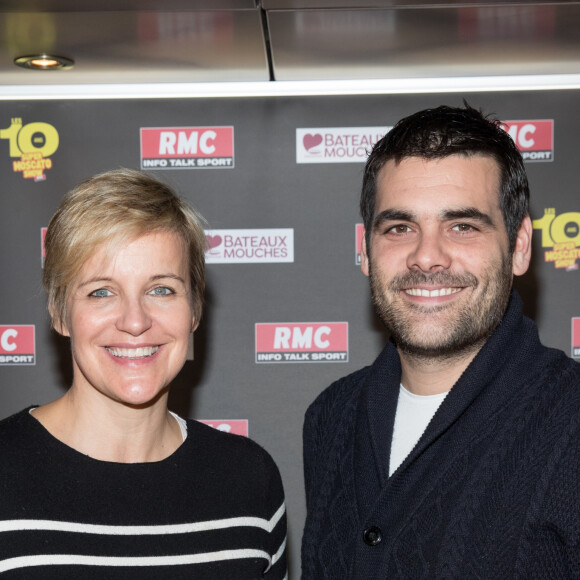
[361,104,530,253]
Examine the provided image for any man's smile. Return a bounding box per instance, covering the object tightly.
[403,287,462,298]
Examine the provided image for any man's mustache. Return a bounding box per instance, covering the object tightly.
[387,271,478,292]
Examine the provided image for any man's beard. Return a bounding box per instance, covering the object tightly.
[369,256,513,361]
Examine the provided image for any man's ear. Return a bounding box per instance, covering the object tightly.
[361,232,370,277]
[512,215,533,277]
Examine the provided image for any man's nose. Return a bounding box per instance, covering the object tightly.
[406,231,451,272]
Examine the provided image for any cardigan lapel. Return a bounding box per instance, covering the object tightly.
[353,340,401,519]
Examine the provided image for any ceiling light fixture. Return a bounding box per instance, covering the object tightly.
[3,75,580,101]
[14,55,74,71]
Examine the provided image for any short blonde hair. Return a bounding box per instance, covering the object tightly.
[43,168,206,330]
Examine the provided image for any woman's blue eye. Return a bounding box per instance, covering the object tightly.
[90,288,112,298]
[151,286,173,296]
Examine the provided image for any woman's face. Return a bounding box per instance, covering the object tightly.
[58,231,196,407]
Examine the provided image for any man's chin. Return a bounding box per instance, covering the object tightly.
[391,328,490,361]
[397,341,477,360]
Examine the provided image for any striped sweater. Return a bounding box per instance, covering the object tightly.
[0,409,287,579]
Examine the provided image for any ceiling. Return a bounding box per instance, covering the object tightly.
[1,0,580,94]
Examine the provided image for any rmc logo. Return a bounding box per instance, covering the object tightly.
[0,325,36,365]
[140,126,234,169]
[255,322,348,363]
[501,120,553,161]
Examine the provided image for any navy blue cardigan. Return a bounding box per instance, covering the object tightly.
[302,292,580,578]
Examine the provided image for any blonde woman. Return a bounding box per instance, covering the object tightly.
[0,169,287,578]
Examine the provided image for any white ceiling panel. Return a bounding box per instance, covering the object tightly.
[1,1,580,92]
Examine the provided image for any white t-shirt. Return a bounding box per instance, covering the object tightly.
[389,384,448,476]
[169,411,188,442]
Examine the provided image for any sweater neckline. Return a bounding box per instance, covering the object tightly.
[24,406,191,467]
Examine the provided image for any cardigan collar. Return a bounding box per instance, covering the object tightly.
[354,290,544,520]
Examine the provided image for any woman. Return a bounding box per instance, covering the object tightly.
[0,169,287,578]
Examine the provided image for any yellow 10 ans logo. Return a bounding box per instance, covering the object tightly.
[533,209,580,270]
[0,118,59,180]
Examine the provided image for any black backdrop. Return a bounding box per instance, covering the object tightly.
[1,90,579,576]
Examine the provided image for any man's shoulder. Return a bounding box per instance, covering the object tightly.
[545,348,580,402]
[536,344,580,389]
[305,363,373,423]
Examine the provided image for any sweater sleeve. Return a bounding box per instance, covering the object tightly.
[302,370,365,512]
[516,377,580,577]
[260,444,287,579]
[303,395,325,514]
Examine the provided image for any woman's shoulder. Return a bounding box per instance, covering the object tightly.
[0,407,45,466]
[182,418,281,479]
[0,407,37,438]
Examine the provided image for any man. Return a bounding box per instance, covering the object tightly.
[301,104,580,578]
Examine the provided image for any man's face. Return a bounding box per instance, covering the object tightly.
[361,155,531,359]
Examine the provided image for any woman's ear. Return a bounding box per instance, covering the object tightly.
[49,303,70,337]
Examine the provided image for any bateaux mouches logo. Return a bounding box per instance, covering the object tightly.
[255,322,349,363]
[140,126,234,169]
[0,325,35,365]
[0,117,59,181]
[296,126,391,164]
[205,229,294,264]
[501,120,554,162]
[572,318,580,358]
[198,420,248,437]
[533,208,580,271]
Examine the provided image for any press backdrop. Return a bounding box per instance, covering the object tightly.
[1,91,579,576]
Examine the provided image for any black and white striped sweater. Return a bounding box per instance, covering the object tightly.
[0,410,287,579]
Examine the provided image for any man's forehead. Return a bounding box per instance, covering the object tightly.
[376,154,502,208]
[380,153,500,175]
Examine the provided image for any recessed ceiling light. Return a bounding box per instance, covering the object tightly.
[14,55,74,71]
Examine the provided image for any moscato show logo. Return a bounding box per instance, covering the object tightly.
[533,208,580,271]
[0,117,59,181]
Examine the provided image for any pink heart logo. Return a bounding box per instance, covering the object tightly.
[303,133,323,151]
[205,235,222,250]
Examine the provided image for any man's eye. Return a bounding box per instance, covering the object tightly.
[453,223,475,232]
[389,225,411,234]
[90,288,112,298]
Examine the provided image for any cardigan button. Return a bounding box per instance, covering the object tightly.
[363,526,383,546]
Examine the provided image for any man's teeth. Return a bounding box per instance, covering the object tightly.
[106,346,159,359]
[405,287,461,297]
